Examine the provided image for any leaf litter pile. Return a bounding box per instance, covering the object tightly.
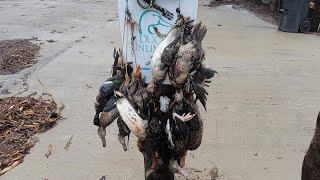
[0,39,40,75]
[0,94,64,175]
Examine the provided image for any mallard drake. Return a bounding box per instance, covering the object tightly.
[94,74,124,126]
[184,96,203,151]
[115,91,147,140]
[162,89,195,176]
[169,22,207,88]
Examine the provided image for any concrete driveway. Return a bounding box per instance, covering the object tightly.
[1,0,320,179]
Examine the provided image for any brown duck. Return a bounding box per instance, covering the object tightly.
[169,22,207,88]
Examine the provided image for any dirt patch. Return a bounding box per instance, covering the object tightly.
[0,39,40,75]
[207,0,279,25]
[0,94,64,175]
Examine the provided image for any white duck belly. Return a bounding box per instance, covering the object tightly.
[151,28,180,83]
[116,95,147,140]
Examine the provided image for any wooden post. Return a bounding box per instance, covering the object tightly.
[144,158,174,180]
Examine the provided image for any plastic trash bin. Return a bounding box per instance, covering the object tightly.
[278,0,311,33]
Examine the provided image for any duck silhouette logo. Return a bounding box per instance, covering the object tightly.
[139,10,172,35]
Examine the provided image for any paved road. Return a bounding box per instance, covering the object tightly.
[1,0,320,180]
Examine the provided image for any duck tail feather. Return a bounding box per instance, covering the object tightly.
[192,22,207,42]
[191,81,208,110]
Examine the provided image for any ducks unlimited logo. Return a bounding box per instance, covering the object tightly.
[136,10,172,53]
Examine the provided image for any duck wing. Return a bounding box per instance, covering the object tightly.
[160,38,180,66]
[184,66,217,110]
[115,91,147,140]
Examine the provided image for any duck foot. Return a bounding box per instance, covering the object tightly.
[98,126,106,147]
[172,112,195,122]
[118,134,128,151]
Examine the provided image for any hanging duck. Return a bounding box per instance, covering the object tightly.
[166,89,196,176]
[93,62,133,127]
[94,60,133,147]
[97,96,119,147]
[150,16,194,84]
[128,65,154,115]
[114,91,147,141]
[169,22,207,88]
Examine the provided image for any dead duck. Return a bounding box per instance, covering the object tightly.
[151,28,180,84]
[94,62,133,147]
[187,106,203,152]
[166,90,196,176]
[129,66,154,114]
[97,96,119,147]
[115,91,147,140]
[94,63,133,126]
[151,16,194,84]
[169,22,207,88]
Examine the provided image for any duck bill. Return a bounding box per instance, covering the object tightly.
[178,168,188,177]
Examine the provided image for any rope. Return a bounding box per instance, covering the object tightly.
[124,0,129,76]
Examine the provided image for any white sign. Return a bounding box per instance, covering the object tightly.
[118,0,199,84]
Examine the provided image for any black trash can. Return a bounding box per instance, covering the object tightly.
[278,0,311,33]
